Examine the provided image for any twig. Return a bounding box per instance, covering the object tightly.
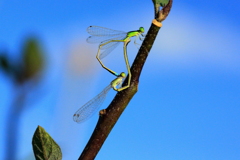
[78,1,173,159]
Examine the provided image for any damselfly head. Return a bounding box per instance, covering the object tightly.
[119,72,126,78]
[139,27,144,33]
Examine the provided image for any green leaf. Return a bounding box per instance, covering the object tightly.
[32,125,62,160]
[152,0,169,7]
[152,0,170,17]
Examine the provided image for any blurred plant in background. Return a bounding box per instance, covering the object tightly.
[0,36,45,160]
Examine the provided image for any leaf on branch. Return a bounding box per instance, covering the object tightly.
[32,125,62,160]
[152,0,169,7]
[152,0,170,15]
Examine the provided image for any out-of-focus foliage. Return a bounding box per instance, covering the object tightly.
[22,38,45,81]
[0,37,45,84]
[0,53,19,80]
[32,126,62,160]
[1,36,46,160]
[0,54,11,73]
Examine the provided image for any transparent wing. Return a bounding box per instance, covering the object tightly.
[99,41,121,59]
[87,26,126,36]
[86,36,109,44]
[98,34,128,59]
[86,33,127,44]
[99,34,127,49]
[73,85,112,123]
[87,33,127,45]
[86,26,127,44]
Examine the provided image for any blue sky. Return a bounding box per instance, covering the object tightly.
[0,0,240,160]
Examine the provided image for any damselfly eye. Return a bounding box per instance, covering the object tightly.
[139,27,144,33]
[120,72,126,78]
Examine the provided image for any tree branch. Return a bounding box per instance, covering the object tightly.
[78,1,173,159]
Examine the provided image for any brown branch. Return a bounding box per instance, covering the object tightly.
[157,0,173,22]
[78,1,173,159]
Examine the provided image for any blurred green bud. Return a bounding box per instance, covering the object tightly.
[152,0,169,7]
[22,37,45,81]
[152,0,170,17]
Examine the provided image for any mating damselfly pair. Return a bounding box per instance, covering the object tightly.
[73,26,145,123]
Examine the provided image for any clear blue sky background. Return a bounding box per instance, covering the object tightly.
[0,0,240,160]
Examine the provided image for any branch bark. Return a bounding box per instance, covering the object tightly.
[78,1,173,159]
